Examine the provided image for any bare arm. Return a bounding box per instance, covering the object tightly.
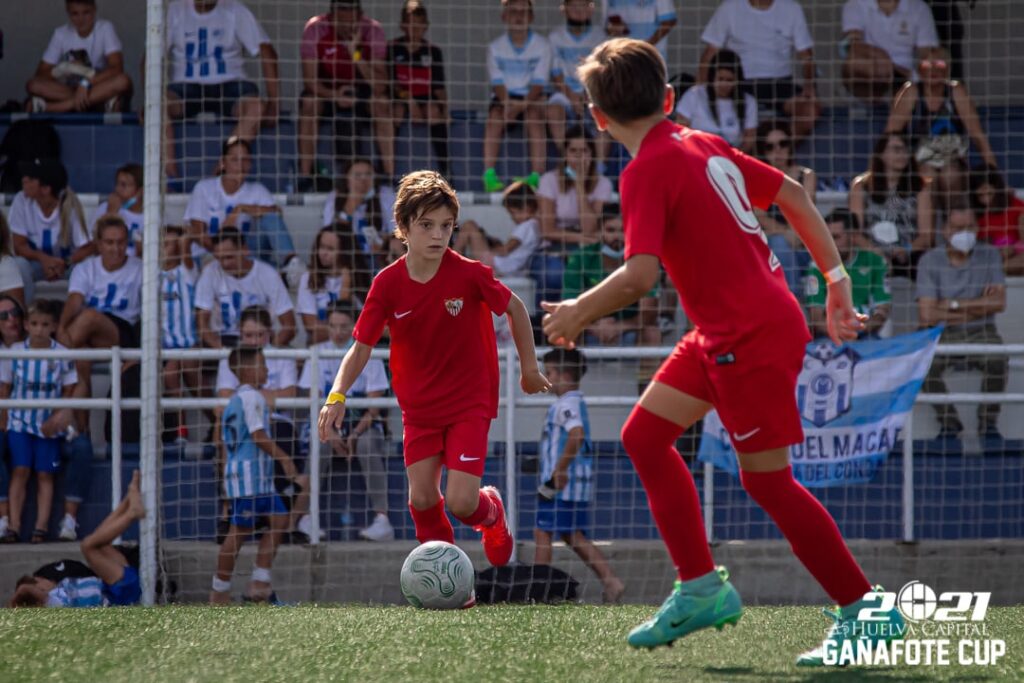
[552,425,585,489]
[912,186,934,252]
[252,428,299,479]
[796,48,815,93]
[538,196,596,245]
[303,58,337,100]
[506,294,550,393]
[918,285,1006,326]
[274,311,297,347]
[330,341,374,398]
[647,19,677,47]
[259,43,280,113]
[196,309,221,349]
[90,51,125,85]
[697,44,718,84]
[57,292,86,338]
[952,82,998,168]
[885,83,917,134]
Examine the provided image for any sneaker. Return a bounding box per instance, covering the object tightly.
[627,567,743,649]
[796,587,907,666]
[476,486,514,566]
[359,513,395,541]
[296,514,326,542]
[58,514,77,542]
[482,167,505,193]
[523,171,540,189]
[282,255,307,291]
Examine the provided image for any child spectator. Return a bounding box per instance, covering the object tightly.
[534,348,624,603]
[0,295,22,542]
[299,302,393,541]
[164,0,279,178]
[482,0,552,193]
[546,0,605,151]
[91,164,143,257]
[298,227,372,345]
[194,228,296,349]
[971,165,1024,276]
[0,299,77,544]
[600,0,676,60]
[0,212,26,309]
[388,1,450,178]
[454,181,541,278]
[675,49,758,153]
[211,347,306,604]
[26,0,132,113]
[161,226,200,445]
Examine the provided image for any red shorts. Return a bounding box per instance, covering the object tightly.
[402,418,491,478]
[653,329,807,453]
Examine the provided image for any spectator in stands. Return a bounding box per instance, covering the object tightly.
[806,209,892,339]
[184,137,297,271]
[917,201,1007,445]
[533,126,610,305]
[1,299,77,544]
[675,49,758,153]
[298,226,371,345]
[0,213,26,309]
[456,181,540,278]
[26,0,132,113]
[699,0,819,140]
[972,165,1024,276]
[299,302,393,541]
[754,120,816,294]
[298,0,394,188]
[387,0,450,178]
[8,470,144,608]
[841,0,941,103]
[163,0,280,179]
[547,0,605,153]
[91,163,143,257]
[160,226,200,445]
[321,158,396,268]
[600,0,676,61]
[562,206,660,348]
[0,295,23,543]
[925,0,972,81]
[482,0,552,193]
[194,228,296,349]
[10,158,92,303]
[849,133,934,276]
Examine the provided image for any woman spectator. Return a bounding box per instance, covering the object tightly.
[183,137,296,270]
[533,126,611,304]
[972,164,1024,276]
[92,163,144,257]
[297,225,371,344]
[0,213,26,310]
[754,120,816,294]
[675,49,757,153]
[321,158,396,270]
[849,133,934,276]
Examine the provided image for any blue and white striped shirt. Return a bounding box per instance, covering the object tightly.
[222,385,274,498]
[46,577,107,608]
[160,263,198,349]
[539,390,593,503]
[0,339,77,437]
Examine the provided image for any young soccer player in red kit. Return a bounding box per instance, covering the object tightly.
[318,171,551,570]
[541,39,905,665]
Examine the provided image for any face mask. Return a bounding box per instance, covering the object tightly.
[601,244,624,259]
[566,17,591,29]
[122,196,138,211]
[949,230,976,254]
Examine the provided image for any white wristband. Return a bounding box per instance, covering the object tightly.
[251,566,272,584]
[211,576,232,593]
[824,264,849,286]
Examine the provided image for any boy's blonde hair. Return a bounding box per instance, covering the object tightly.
[392,170,460,242]
[577,38,667,124]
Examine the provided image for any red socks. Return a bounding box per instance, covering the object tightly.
[740,467,871,607]
[408,498,454,544]
[621,406,715,581]
[453,490,497,528]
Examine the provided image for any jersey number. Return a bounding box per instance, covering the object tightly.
[706,156,780,272]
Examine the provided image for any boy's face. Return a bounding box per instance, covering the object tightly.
[238,354,268,387]
[239,319,271,348]
[402,14,429,42]
[161,231,182,262]
[502,1,532,31]
[602,216,624,251]
[26,313,56,343]
[543,363,571,393]
[563,0,593,24]
[115,172,139,203]
[67,2,97,36]
[827,221,851,256]
[326,312,355,346]
[98,226,129,265]
[214,240,244,274]
[0,300,24,341]
[402,205,456,262]
[505,203,534,225]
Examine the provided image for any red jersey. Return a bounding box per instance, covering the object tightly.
[353,249,512,426]
[299,14,387,84]
[978,196,1024,248]
[621,120,808,353]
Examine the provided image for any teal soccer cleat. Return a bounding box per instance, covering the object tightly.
[796,587,907,667]
[627,566,743,649]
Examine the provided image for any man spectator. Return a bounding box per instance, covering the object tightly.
[805,208,891,340]
[917,201,1007,445]
[601,0,677,62]
[546,0,605,152]
[298,0,394,189]
[699,0,820,140]
[841,0,940,103]
[163,0,280,178]
[26,0,132,113]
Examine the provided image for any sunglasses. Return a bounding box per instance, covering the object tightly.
[920,60,948,70]
[0,310,22,321]
[765,139,791,151]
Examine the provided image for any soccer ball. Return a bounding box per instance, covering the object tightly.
[400,541,475,609]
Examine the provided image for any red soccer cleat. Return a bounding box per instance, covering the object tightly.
[476,486,514,566]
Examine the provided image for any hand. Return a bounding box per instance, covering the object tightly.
[42,255,66,280]
[520,368,552,394]
[74,85,91,111]
[825,278,867,345]
[106,191,123,213]
[334,86,356,109]
[318,403,348,442]
[541,299,585,349]
[345,431,361,457]
[553,467,568,490]
[504,99,528,120]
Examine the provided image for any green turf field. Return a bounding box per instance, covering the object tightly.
[2,604,1022,682]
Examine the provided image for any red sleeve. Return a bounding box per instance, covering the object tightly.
[299,15,324,61]
[352,273,390,346]
[729,146,785,210]
[474,261,513,316]
[621,161,668,260]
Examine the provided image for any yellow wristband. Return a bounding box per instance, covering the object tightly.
[352,50,362,62]
[824,264,849,286]
[325,392,347,406]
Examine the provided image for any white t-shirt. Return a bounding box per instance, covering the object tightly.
[298,340,389,399]
[676,86,759,148]
[492,218,540,278]
[701,0,814,80]
[548,25,606,94]
[602,0,677,60]
[42,18,122,72]
[69,255,144,325]
[537,171,614,231]
[166,0,269,84]
[320,186,397,252]
[842,0,939,75]
[296,271,343,320]
[487,31,552,97]
[216,346,296,393]
[194,258,293,336]
[0,257,24,293]
[91,202,143,257]
[184,177,276,236]
[7,191,90,260]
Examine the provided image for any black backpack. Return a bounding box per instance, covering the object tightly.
[474,564,580,604]
[0,119,62,192]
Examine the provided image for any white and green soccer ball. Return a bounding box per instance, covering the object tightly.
[400,541,475,609]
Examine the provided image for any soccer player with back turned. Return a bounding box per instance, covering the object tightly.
[541,38,904,665]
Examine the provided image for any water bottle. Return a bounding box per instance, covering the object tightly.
[537,478,558,502]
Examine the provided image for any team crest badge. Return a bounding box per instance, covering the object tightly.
[796,342,860,427]
[444,298,464,317]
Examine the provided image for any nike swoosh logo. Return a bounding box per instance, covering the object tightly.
[458,454,480,462]
[394,310,412,319]
[733,428,761,442]
[669,590,729,629]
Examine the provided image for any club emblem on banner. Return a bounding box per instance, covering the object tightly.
[444,298,463,317]
[797,342,860,427]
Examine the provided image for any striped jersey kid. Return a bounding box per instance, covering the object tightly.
[540,389,593,502]
[222,384,275,498]
[160,262,198,349]
[0,339,78,437]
